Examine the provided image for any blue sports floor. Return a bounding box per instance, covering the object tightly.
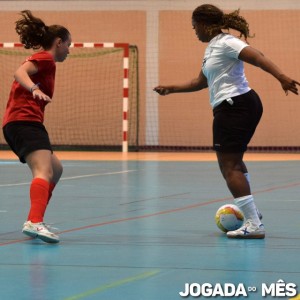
[0,153,299,300]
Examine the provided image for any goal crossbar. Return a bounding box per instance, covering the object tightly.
[0,42,130,152]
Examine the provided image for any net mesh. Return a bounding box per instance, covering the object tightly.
[0,45,139,150]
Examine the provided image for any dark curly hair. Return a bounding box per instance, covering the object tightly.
[15,10,70,50]
[192,4,253,41]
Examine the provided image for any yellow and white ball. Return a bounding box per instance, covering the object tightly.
[215,204,244,232]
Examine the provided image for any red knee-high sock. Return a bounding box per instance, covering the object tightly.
[48,182,56,205]
[27,178,51,223]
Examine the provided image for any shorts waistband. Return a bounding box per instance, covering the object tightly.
[213,90,255,112]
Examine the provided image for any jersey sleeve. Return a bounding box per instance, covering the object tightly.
[223,35,249,59]
[26,52,55,73]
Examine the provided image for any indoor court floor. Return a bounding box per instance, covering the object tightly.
[0,151,299,300]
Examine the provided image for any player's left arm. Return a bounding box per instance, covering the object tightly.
[238,46,300,95]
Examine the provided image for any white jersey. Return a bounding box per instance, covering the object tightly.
[202,33,251,108]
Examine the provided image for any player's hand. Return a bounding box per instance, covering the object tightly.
[279,74,300,95]
[153,86,173,96]
[32,89,52,102]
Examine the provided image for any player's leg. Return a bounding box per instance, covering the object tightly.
[217,152,263,220]
[217,151,250,197]
[3,123,59,242]
[241,161,249,182]
[26,151,62,206]
[23,149,59,243]
[48,153,63,204]
[213,91,264,238]
[51,153,63,184]
[217,151,264,239]
[26,149,53,221]
[239,161,263,220]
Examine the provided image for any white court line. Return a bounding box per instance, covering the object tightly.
[0,170,137,188]
[60,170,137,181]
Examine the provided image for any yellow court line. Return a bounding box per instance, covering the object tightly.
[290,295,300,300]
[63,270,160,300]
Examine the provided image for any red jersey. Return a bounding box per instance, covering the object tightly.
[2,51,56,127]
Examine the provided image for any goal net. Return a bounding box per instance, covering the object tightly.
[0,43,139,152]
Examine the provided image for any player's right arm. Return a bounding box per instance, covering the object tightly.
[14,61,51,102]
[153,70,208,96]
[239,46,299,95]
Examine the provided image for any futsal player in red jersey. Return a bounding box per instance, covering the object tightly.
[2,10,71,243]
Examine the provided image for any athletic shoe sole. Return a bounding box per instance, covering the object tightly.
[22,229,38,239]
[227,233,265,239]
[22,229,59,243]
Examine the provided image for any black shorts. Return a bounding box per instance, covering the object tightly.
[213,89,263,153]
[2,121,53,163]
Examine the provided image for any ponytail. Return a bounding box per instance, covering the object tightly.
[192,4,253,41]
[221,9,252,40]
[15,10,70,50]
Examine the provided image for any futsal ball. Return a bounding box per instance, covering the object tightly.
[215,204,244,232]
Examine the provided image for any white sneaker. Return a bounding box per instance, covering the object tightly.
[257,209,263,220]
[22,221,60,243]
[227,220,265,239]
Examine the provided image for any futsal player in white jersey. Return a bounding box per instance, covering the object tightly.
[154,4,299,239]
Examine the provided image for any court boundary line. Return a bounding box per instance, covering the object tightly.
[0,263,299,274]
[1,179,300,247]
[0,169,137,187]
